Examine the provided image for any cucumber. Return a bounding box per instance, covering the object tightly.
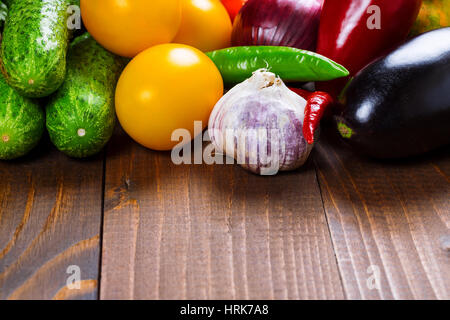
[46,34,127,158]
[0,74,45,160]
[0,0,70,98]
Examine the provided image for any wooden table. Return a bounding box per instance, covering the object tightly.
[0,126,449,300]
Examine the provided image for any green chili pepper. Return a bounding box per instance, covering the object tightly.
[206,46,350,84]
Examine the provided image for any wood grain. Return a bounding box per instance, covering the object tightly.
[0,138,104,300]
[100,128,344,300]
[314,131,450,300]
[1,127,448,300]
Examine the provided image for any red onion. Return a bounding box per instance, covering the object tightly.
[232,0,324,51]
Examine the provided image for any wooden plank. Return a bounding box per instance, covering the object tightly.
[314,130,450,300]
[100,128,344,300]
[0,137,104,300]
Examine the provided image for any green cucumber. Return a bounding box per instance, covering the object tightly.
[0,74,45,160]
[46,34,127,158]
[0,0,70,98]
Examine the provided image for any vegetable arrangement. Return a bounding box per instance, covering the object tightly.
[0,0,448,177]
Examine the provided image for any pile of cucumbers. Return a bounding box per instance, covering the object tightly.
[0,0,127,160]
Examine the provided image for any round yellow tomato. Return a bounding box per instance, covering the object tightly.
[115,44,224,151]
[80,0,182,58]
[173,0,232,52]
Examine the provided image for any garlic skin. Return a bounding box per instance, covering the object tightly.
[208,69,314,175]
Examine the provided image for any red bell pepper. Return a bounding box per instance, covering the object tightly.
[316,0,423,99]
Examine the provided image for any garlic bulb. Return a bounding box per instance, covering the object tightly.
[208,69,314,175]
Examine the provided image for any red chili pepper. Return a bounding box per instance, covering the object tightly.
[316,0,422,98]
[290,88,333,145]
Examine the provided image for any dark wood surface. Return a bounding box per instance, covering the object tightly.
[0,138,103,300]
[0,128,448,300]
[315,133,450,299]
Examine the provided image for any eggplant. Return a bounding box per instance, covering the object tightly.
[335,27,450,158]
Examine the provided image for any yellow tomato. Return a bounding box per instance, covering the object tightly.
[115,44,224,151]
[80,0,182,58]
[173,0,232,52]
